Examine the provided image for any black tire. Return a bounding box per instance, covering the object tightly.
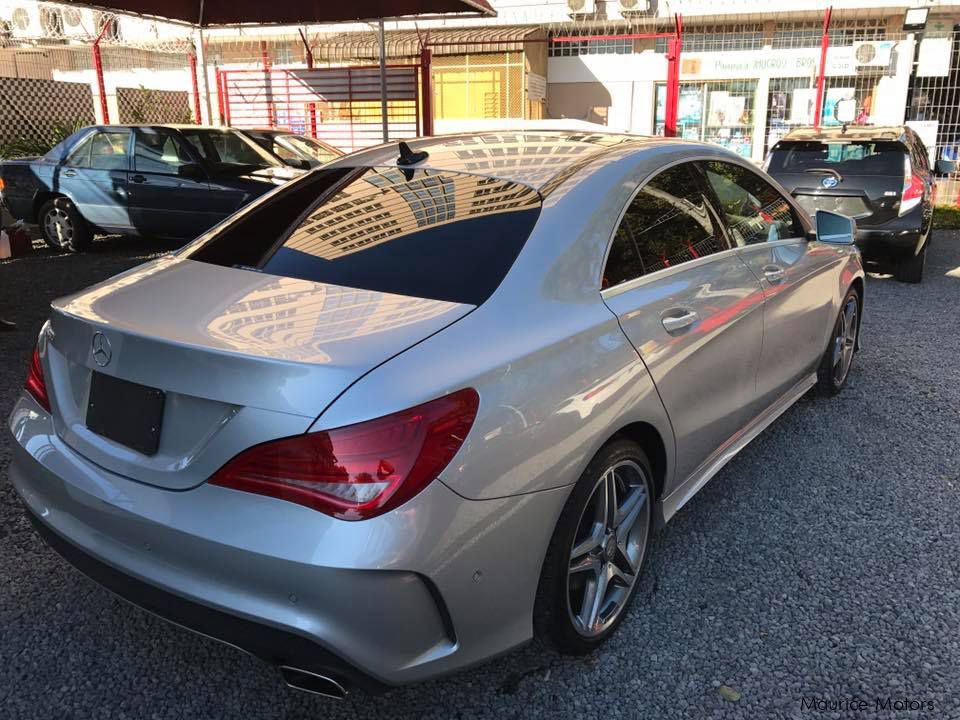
[815,287,860,396]
[534,439,654,655]
[38,197,93,253]
[894,245,925,283]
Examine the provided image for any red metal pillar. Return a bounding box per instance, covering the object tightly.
[420,46,433,136]
[215,68,225,125]
[221,71,232,126]
[91,19,113,124]
[299,30,318,138]
[261,40,275,128]
[664,14,683,138]
[814,6,833,130]
[188,54,202,124]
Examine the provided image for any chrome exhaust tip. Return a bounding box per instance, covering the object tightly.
[279,666,349,699]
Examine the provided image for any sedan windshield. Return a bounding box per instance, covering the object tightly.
[179,128,281,170]
[281,135,340,164]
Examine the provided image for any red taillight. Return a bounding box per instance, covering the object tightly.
[210,388,479,520]
[25,346,51,412]
[900,155,924,216]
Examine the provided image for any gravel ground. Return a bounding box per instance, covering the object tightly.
[1,234,959,720]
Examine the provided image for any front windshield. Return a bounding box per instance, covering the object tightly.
[282,135,338,164]
[179,129,281,169]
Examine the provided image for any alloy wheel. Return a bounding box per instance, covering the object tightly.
[566,459,651,637]
[832,295,858,385]
[43,207,74,247]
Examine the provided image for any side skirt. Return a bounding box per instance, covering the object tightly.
[655,372,817,528]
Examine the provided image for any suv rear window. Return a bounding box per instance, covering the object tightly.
[187,167,541,306]
[767,141,906,176]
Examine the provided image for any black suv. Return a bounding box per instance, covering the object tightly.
[766,125,951,283]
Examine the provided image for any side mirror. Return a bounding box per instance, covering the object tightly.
[285,157,312,170]
[815,210,857,246]
[178,162,205,180]
[936,159,956,176]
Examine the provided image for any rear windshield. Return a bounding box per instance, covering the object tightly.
[768,141,906,176]
[187,167,541,306]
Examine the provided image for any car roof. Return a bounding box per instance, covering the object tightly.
[326,131,706,192]
[778,125,911,143]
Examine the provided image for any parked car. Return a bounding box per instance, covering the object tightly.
[239,128,343,169]
[765,125,952,283]
[9,132,864,697]
[0,125,303,252]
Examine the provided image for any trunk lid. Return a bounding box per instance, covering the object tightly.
[45,256,473,489]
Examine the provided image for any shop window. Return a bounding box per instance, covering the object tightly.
[655,80,757,159]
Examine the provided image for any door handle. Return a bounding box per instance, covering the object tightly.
[130,174,146,183]
[62,169,77,178]
[661,309,698,333]
[763,265,786,283]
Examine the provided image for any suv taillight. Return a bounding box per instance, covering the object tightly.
[210,388,479,520]
[900,154,924,216]
[25,345,50,412]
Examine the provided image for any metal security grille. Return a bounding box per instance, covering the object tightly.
[548,33,633,57]
[431,53,525,121]
[656,23,764,54]
[220,65,419,153]
[772,19,888,50]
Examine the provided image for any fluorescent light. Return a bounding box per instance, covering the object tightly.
[903,7,929,31]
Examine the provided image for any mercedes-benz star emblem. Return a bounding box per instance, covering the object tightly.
[91,331,112,367]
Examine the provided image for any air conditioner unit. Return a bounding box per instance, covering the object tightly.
[8,5,42,37]
[39,6,64,38]
[60,7,90,39]
[618,0,650,13]
[853,40,895,67]
[567,0,596,16]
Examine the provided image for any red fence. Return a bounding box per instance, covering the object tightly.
[219,65,420,153]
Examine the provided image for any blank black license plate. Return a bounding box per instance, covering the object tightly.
[86,372,165,456]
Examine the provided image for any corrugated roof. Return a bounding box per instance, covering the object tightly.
[312,25,542,62]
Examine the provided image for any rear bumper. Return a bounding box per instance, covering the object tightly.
[854,209,926,265]
[23,505,388,694]
[8,393,566,687]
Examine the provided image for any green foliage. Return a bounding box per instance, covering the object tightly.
[933,206,960,230]
[0,119,88,159]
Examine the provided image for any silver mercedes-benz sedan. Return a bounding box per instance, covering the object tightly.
[8,132,864,698]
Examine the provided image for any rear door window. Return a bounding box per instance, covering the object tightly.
[603,163,728,287]
[767,141,906,176]
[187,167,541,306]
